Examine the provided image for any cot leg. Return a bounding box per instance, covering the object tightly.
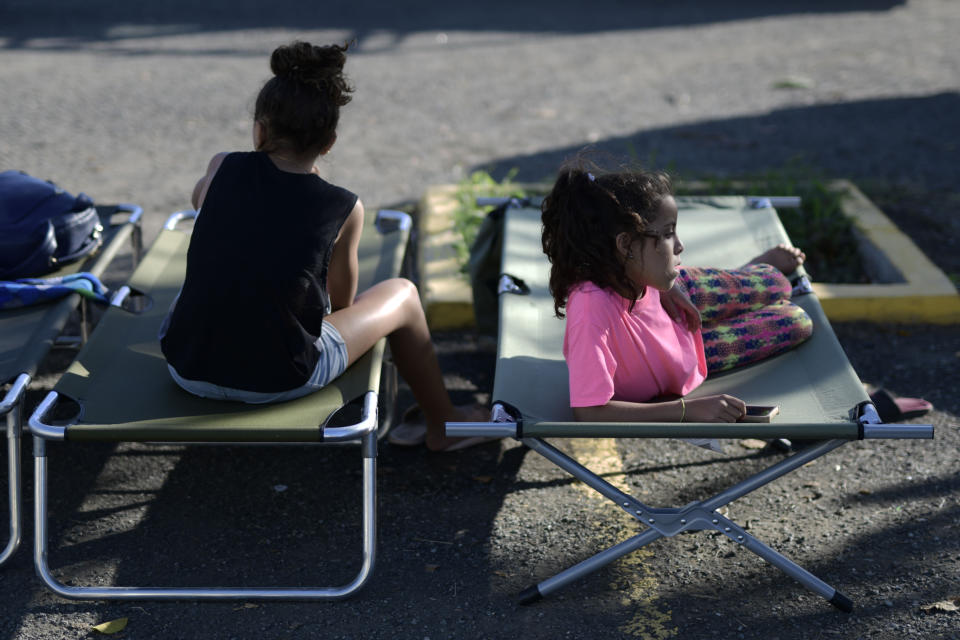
[0,376,28,568]
[522,437,642,514]
[1,402,23,567]
[358,430,378,590]
[702,439,847,511]
[737,531,852,611]
[32,432,378,600]
[520,528,663,604]
[520,437,665,604]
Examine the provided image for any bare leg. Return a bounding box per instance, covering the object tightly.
[325,278,478,450]
[746,243,805,275]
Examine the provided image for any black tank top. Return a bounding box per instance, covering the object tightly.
[161,152,358,392]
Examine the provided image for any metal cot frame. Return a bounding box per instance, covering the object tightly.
[29,390,381,601]
[450,404,932,610]
[25,208,411,600]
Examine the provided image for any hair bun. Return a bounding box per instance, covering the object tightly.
[270,41,353,105]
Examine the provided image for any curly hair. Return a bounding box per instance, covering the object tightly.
[541,160,673,318]
[254,41,354,156]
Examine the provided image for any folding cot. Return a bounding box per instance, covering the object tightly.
[447,196,934,611]
[27,207,410,600]
[1,204,142,568]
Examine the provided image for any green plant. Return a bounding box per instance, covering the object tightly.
[450,169,527,272]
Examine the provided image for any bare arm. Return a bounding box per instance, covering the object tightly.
[573,394,746,423]
[191,152,229,210]
[326,200,364,311]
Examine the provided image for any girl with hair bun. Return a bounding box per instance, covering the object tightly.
[541,157,814,424]
[161,41,488,451]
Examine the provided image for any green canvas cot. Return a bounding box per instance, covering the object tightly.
[1,204,142,568]
[447,197,934,611]
[27,208,410,600]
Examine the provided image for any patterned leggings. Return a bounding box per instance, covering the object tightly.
[678,264,813,373]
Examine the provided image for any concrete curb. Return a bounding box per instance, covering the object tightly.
[418,181,960,329]
[418,184,476,330]
[811,180,960,323]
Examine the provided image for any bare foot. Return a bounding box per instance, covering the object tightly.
[747,243,806,275]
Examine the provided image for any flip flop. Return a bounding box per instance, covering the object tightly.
[387,403,493,447]
[387,404,427,446]
[869,388,933,422]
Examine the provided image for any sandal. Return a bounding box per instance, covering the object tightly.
[869,388,933,422]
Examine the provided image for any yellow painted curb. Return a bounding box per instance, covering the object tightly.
[418,180,960,328]
[816,180,960,323]
[812,286,960,323]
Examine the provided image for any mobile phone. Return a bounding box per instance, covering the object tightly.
[740,405,780,423]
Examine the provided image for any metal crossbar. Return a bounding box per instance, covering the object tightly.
[448,403,932,610]
[517,435,851,608]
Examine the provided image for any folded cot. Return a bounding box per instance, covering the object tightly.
[1,204,142,568]
[27,208,410,600]
[447,196,934,611]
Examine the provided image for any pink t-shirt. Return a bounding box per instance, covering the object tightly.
[563,282,707,407]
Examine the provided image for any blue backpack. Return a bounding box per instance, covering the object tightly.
[0,170,103,279]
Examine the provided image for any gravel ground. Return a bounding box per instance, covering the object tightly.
[1,2,958,639]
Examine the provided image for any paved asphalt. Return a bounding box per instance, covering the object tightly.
[1,2,958,639]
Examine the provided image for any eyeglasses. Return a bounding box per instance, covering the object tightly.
[639,229,674,240]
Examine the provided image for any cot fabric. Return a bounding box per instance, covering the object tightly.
[678,265,813,372]
[563,282,706,407]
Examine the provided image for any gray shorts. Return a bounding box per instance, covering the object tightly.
[168,320,350,404]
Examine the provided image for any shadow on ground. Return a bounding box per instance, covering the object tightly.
[1,0,905,52]
[476,92,960,278]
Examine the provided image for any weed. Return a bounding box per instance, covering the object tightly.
[680,172,868,283]
[450,169,526,272]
